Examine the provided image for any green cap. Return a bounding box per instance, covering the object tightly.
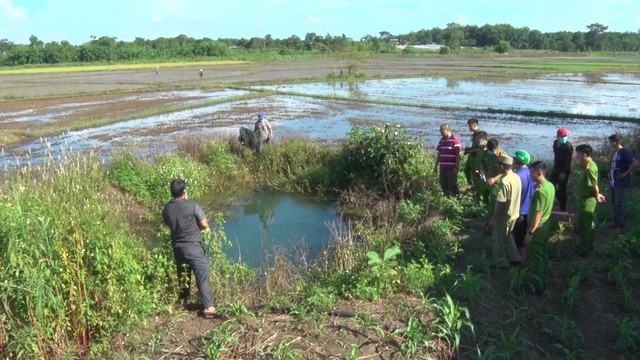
[514,150,530,165]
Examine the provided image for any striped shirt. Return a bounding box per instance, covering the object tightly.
[437,135,461,170]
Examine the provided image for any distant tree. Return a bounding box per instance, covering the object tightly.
[528,30,547,49]
[29,35,43,48]
[304,32,316,50]
[586,23,608,50]
[379,31,393,41]
[443,23,464,49]
[495,40,511,53]
[0,39,14,54]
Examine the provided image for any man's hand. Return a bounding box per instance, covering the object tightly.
[597,193,606,203]
[615,171,628,180]
[453,167,459,175]
[524,233,533,246]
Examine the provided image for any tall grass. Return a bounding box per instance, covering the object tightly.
[0,150,170,358]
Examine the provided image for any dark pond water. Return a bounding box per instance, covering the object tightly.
[218,192,340,268]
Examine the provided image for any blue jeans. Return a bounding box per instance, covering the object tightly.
[611,186,626,228]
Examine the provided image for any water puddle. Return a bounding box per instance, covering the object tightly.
[219,192,341,268]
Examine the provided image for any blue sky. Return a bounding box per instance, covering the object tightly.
[1,0,639,45]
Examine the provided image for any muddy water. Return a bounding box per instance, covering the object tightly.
[2,74,638,169]
[259,73,640,118]
[219,192,340,268]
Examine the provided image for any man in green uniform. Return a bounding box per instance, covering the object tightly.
[487,155,522,269]
[463,118,481,188]
[481,138,507,224]
[574,144,606,256]
[523,161,555,294]
[472,131,489,206]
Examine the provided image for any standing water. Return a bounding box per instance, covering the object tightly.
[219,192,341,268]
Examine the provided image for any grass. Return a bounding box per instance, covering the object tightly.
[0,60,250,75]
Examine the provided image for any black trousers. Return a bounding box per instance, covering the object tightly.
[173,242,214,308]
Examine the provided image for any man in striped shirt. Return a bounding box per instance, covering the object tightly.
[435,123,462,197]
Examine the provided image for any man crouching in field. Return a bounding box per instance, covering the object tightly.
[162,179,217,318]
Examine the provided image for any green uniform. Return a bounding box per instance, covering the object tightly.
[492,170,522,268]
[526,179,555,293]
[464,130,480,186]
[480,148,507,219]
[474,148,490,205]
[576,159,599,254]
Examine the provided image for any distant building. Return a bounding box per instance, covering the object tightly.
[396,43,443,51]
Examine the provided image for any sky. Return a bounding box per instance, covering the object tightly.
[1,0,639,45]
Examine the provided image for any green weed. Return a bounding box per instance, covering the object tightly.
[615,317,640,352]
[452,266,489,300]
[393,315,434,358]
[430,293,474,356]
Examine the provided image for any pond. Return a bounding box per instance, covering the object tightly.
[218,192,341,268]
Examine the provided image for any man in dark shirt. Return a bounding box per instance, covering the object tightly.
[608,134,639,234]
[550,128,573,211]
[162,179,216,318]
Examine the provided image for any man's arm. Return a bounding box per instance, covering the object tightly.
[198,218,209,230]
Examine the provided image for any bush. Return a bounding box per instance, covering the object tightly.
[495,41,512,54]
[339,124,432,198]
[439,46,451,55]
[109,152,210,208]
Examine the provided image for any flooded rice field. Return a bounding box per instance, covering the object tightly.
[1,73,639,169]
[257,73,640,117]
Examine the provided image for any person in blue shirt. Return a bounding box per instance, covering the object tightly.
[512,150,536,262]
[608,134,639,234]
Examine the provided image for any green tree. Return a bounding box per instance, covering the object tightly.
[495,40,511,53]
[443,23,464,49]
[586,23,608,50]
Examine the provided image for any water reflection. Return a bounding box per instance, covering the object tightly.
[221,192,340,268]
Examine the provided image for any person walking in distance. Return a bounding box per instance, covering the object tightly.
[435,123,462,197]
[607,133,638,234]
[523,160,555,294]
[550,128,573,211]
[162,179,217,318]
[574,144,606,256]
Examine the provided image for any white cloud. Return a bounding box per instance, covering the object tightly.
[307,16,324,24]
[0,0,28,21]
[151,13,163,23]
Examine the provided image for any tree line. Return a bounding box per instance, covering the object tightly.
[0,23,638,66]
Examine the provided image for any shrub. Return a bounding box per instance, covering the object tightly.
[339,125,432,198]
[109,152,210,208]
[439,46,451,55]
[495,41,512,54]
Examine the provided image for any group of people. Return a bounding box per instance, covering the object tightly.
[436,118,638,294]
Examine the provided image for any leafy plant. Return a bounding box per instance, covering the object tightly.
[452,267,489,300]
[393,315,433,358]
[430,293,474,356]
[366,245,402,297]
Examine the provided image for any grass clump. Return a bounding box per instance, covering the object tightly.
[0,154,171,358]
